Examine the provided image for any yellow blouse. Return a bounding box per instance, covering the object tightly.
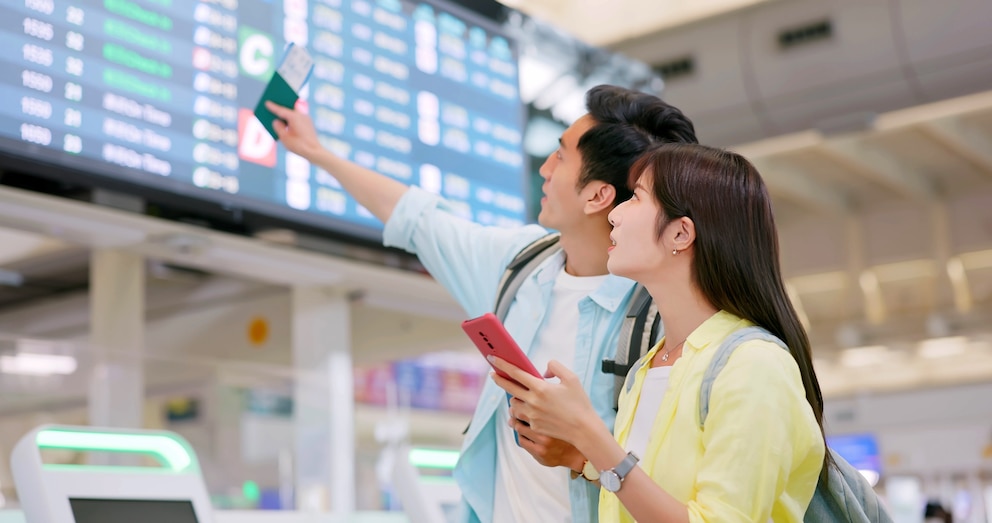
[599,310,825,523]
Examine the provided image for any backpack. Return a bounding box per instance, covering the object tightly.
[699,326,893,523]
[494,233,662,411]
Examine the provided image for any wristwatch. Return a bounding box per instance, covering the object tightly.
[599,452,639,493]
[570,460,600,482]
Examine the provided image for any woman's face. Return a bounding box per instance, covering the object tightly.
[606,171,668,281]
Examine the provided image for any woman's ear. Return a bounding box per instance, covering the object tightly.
[672,217,696,252]
[584,182,616,215]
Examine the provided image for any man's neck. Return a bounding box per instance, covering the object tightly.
[559,225,612,277]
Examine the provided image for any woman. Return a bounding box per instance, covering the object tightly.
[491,143,827,522]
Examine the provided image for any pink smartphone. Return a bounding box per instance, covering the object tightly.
[462,313,542,383]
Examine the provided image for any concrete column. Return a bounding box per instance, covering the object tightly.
[292,287,354,515]
[966,471,985,523]
[88,249,145,464]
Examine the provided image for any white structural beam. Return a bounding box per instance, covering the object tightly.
[920,118,992,178]
[750,158,849,214]
[0,186,462,322]
[873,90,992,130]
[819,138,936,200]
[732,129,824,159]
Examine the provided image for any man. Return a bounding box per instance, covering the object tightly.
[266,85,697,523]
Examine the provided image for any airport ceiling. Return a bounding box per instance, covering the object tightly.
[497,0,778,47]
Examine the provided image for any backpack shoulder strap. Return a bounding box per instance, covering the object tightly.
[602,285,651,376]
[698,326,786,429]
[493,233,561,321]
[464,233,558,436]
[603,284,663,411]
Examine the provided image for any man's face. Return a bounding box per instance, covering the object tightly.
[536,114,597,231]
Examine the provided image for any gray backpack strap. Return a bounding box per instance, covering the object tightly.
[493,233,561,321]
[698,326,786,428]
[462,233,560,436]
[604,285,663,410]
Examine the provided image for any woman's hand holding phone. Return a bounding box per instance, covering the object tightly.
[488,357,601,450]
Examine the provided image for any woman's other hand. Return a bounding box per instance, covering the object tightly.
[489,357,600,447]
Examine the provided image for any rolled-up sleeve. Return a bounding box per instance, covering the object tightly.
[686,342,824,523]
[382,186,548,317]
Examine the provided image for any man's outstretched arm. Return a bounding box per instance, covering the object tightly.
[266,100,407,223]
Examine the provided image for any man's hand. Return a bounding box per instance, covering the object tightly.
[509,398,585,472]
[265,101,324,160]
[263,100,408,222]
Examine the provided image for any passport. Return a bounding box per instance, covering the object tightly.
[253,42,314,140]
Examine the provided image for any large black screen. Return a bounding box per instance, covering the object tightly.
[2,0,526,240]
[70,498,199,523]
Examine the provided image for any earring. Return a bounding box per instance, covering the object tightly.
[672,249,678,255]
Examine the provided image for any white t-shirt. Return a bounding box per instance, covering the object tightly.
[624,365,672,463]
[492,268,608,523]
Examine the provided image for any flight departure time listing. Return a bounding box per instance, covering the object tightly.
[1,0,526,236]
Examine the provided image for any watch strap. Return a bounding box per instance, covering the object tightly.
[611,452,639,481]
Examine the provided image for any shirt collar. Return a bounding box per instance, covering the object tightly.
[531,251,637,313]
[683,310,753,354]
[635,311,751,370]
[588,274,638,313]
[534,249,565,285]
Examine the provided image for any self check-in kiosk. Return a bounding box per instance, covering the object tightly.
[8,424,448,522]
[10,425,213,523]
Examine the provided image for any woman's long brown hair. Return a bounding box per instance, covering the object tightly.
[631,143,832,477]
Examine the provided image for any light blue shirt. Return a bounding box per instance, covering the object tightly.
[383,187,638,523]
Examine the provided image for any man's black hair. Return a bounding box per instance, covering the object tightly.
[576,85,698,204]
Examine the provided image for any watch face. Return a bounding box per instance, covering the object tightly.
[600,471,621,492]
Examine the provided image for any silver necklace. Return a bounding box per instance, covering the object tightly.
[660,336,688,362]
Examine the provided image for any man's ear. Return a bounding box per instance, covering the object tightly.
[584,182,616,216]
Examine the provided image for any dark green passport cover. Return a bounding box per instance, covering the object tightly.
[253,72,298,140]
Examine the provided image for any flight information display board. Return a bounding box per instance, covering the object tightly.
[1,0,526,239]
